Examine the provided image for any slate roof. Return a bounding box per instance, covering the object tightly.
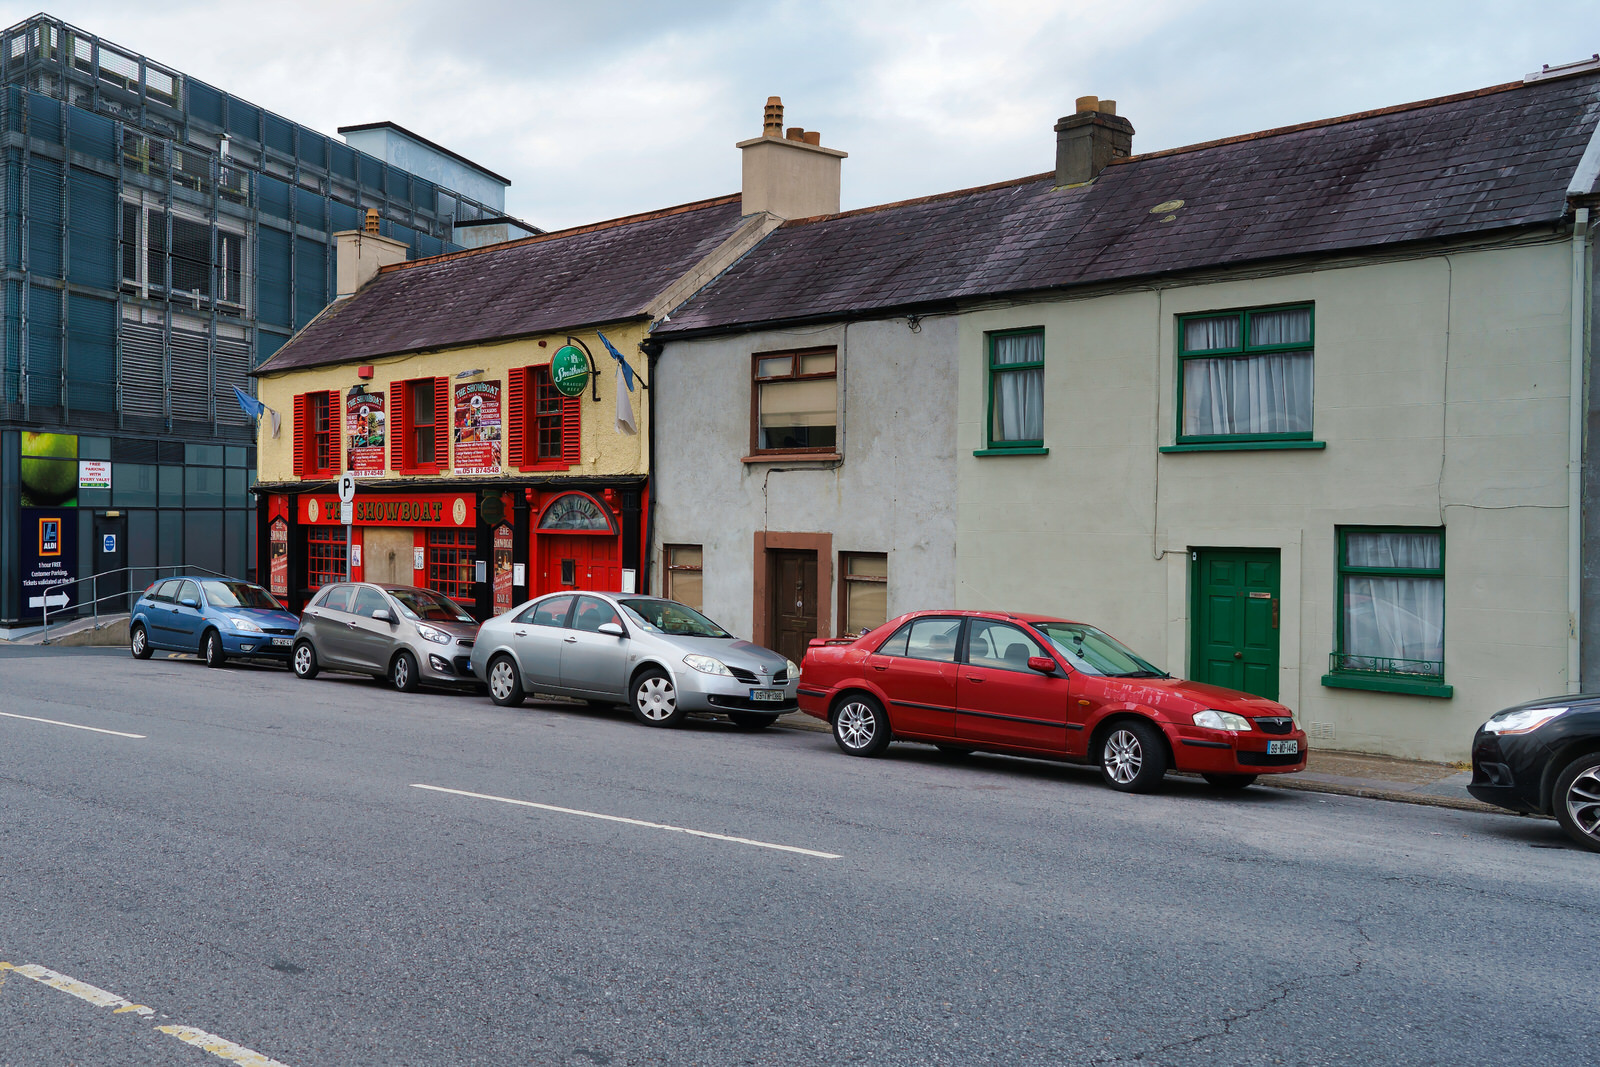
[659,71,1600,335]
[255,194,746,373]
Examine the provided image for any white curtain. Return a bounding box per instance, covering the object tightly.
[1342,532,1444,673]
[1183,353,1313,436]
[1183,315,1240,352]
[1249,307,1312,346]
[992,332,1043,442]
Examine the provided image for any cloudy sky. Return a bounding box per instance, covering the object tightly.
[21,1,1599,230]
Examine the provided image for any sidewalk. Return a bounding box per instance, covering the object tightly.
[776,711,1503,815]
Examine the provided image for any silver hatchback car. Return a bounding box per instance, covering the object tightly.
[292,583,481,692]
[471,592,799,728]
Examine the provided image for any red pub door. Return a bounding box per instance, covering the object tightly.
[537,534,622,594]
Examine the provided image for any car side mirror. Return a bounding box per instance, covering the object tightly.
[1027,656,1058,674]
[597,622,626,638]
[179,597,199,609]
[372,608,392,623]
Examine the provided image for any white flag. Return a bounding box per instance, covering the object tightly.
[268,408,281,438]
[616,384,638,435]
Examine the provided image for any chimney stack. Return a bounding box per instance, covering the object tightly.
[739,97,847,219]
[335,218,409,298]
[1054,96,1134,186]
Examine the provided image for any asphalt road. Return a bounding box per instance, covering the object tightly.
[0,646,1593,1067]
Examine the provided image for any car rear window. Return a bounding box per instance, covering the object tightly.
[520,595,573,627]
[151,579,180,603]
[875,617,961,662]
[321,586,354,613]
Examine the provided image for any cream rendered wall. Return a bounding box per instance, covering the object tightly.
[956,238,1575,762]
[255,321,652,484]
[652,317,957,640]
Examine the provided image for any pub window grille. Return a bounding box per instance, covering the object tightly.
[428,528,476,602]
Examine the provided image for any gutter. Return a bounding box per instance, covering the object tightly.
[1570,204,1591,693]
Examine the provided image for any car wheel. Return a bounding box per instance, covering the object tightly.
[391,650,421,693]
[631,668,685,727]
[1098,719,1168,793]
[833,695,890,757]
[1553,752,1600,853]
[130,623,152,660]
[729,711,780,730]
[487,655,524,707]
[292,640,319,679]
[202,629,226,668]
[1202,773,1258,791]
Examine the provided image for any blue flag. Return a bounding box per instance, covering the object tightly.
[596,331,637,392]
[233,384,265,420]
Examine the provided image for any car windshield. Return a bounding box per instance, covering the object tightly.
[388,588,476,623]
[1032,623,1169,678]
[200,581,283,610]
[619,598,732,638]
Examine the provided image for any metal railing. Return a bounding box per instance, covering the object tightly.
[1327,652,1444,680]
[40,565,237,644]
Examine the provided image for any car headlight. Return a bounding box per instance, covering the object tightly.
[1193,709,1253,731]
[228,617,263,633]
[683,654,732,676]
[416,624,452,645]
[1483,706,1569,735]
[785,658,800,679]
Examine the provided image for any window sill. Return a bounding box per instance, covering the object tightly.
[1320,672,1453,698]
[741,452,841,464]
[521,462,575,472]
[973,446,1050,457]
[1160,441,1326,453]
[394,468,441,477]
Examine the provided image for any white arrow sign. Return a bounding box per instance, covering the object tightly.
[28,594,70,608]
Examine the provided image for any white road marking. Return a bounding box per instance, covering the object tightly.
[0,962,292,1067]
[0,710,144,738]
[411,783,842,859]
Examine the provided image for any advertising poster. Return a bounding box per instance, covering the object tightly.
[492,524,514,614]
[453,380,501,475]
[20,507,77,620]
[346,385,386,477]
[269,517,289,599]
[78,460,111,490]
[21,432,78,507]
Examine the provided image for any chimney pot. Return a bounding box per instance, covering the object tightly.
[1075,95,1099,114]
[802,130,821,146]
[1099,99,1117,115]
[1054,98,1134,186]
[764,96,784,136]
[786,127,805,141]
[364,207,379,234]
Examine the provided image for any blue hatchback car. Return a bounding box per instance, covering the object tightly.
[130,576,300,667]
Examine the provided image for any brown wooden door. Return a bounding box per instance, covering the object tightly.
[767,549,818,661]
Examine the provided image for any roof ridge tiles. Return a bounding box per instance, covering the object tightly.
[779,172,1056,228]
[385,192,743,274]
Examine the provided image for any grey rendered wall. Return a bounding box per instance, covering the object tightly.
[1583,216,1599,692]
[652,317,957,641]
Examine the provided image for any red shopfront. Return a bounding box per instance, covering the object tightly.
[294,490,484,606]
[528,489,632,597]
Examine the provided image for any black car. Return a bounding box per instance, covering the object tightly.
[1469,696,1600,852]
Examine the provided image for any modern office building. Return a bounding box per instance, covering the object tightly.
[0,13,511,629]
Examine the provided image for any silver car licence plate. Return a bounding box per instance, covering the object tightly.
[750,688,785,702]
[1267,739,1299,755]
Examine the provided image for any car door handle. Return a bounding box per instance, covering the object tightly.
[965,675,985,683]
[871,663,888,671]
[514,629,527,636]
[347,620,358,629]
[563,636,577,643]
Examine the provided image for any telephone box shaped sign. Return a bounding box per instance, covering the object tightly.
[269,517,289,598]
[550,346,590,398]
[346,386,387,477]
[453,380,502,475]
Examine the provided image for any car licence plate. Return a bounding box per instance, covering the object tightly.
[1267,739,1299,755]
[750,688,785,702]
[271,637,293,647]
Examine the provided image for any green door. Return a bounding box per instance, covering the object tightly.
[1191,548,1280,700]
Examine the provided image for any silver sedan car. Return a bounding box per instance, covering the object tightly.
[471,593,799,728]
[292,583,481,692]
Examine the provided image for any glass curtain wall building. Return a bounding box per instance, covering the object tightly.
[0,14,503,626]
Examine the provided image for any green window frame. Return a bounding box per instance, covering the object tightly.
[1175,303,1314,446]
[981,327,1046,454]
[1322,526,1451,698]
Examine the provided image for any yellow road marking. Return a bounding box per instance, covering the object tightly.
[157,1024,293,1067]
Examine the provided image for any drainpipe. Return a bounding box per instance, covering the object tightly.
[1570,206,1590,694]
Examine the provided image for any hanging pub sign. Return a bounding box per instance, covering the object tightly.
[453,380,502,475]
[550,346,590,398]
[492,523,514,614]
[269,517,289,598]
[346,385,386,477]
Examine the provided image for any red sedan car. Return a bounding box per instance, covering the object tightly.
[799,610,1307,792]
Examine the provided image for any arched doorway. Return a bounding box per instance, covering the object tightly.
[533,491,621,594]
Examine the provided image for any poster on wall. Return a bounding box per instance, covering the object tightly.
[269,517,289,599]
[493,523,514,614]
[21,432,79,507]
[346,385,387,477]
[19,508,77,621]
[453,380,502,475]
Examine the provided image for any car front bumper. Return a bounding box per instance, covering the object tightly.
[1466,728,1548,814]
[1171,726,1309,776]
[675,670,799,714]
[223,632,294,658]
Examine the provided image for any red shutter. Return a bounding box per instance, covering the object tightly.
[561,393,581,466]
[326,391,340,474]
[434,376,450,473]
[389,381,405,472]
[292,393,309,478]
[506,367,526,470]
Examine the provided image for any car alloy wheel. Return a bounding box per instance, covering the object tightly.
[130,624,151,660]
[392,650,420,693]
[203,630,225,668]
[832,695,889,757]
[1098,719,1168,793]
[488,656,524,707]
[292,641,319,679]
[631,669,684,727]
[1554,754,1600,853]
